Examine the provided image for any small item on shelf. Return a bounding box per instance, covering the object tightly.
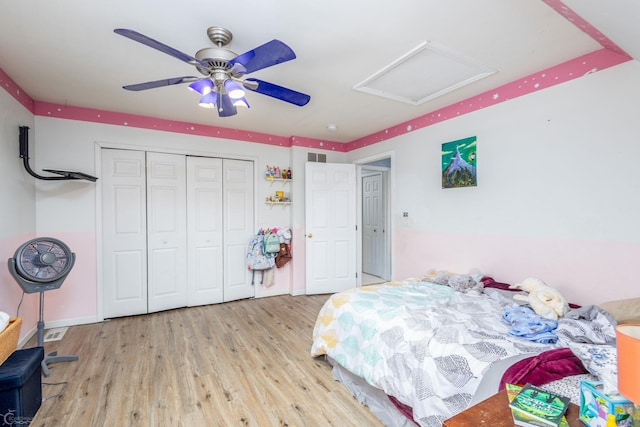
[275,191,284,201]
[265,165,293,180]
[509,383,570,427]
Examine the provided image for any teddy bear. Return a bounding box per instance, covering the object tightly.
[510,277,569,320]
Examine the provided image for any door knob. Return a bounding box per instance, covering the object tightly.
[307,233,313,238]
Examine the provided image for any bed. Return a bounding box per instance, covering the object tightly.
[310,276,620,427]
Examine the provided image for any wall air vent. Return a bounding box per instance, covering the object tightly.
[353,41,497,105]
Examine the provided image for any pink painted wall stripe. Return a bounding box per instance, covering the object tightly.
[346,48,630,151]
[1,0,634,152]
[290,135,348,153]
[33,101,291,147]
[543,0,632,57]
[0,68,35,113]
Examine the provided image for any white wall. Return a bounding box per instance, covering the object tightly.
[4,59,639,332]
[348,60,640,305]
[31,117,296,325]
[0,88,39,342]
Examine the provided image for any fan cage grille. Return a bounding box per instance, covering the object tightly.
[15,238,74,283]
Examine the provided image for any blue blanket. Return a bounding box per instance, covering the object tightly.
[503,306,558,343]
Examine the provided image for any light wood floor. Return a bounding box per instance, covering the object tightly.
[28,294,384,427]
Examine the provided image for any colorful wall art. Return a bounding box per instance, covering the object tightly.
[442,136,477,188]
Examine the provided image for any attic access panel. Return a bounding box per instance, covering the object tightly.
[353,41,497,105]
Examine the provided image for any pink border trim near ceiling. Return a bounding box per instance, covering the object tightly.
[7,48,629,154]
[0,0,633,153]
[33,102,291,147]
[543,0,630,57]
[346,48,630,151]
[0,68,35,113]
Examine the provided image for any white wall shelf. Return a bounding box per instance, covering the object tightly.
[266,178,293,183]
[265,201,292,206]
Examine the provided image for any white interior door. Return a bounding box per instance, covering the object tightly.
[187,156,223,306]
[305,162,357,294]
[222,159,254,302]
[102,149,148,318]
[362,172,385,277]
[146,152,188,313]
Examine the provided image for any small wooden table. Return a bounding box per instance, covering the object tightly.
[443,389,582,427]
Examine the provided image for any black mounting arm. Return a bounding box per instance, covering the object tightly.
[19,126,98,182]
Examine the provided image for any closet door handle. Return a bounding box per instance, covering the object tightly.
[307,233,313,238]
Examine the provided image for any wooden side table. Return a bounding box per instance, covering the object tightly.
[443,389,582,427]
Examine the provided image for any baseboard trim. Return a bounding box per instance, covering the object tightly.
[256,288,289,298]
[18,315,99,349]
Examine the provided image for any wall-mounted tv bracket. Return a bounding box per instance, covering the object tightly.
[19,126,98,182]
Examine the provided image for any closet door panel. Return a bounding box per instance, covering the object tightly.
[102,149,148,318]
[187,156,223,306]
[147,152,188,313]
[223,159,254,302]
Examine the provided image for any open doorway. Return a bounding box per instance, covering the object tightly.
[358,155,392,286]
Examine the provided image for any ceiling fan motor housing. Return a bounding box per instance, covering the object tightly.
[194,47,237,77]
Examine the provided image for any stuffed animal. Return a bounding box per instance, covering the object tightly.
[510,278,569,320]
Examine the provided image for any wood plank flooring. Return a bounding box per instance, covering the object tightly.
[29,294,384,427]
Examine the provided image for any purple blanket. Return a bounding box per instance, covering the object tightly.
[499,347,588,390]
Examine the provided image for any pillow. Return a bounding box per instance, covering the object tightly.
[0,312,9,333]
[598,298,640,325]
[566,342,618,394]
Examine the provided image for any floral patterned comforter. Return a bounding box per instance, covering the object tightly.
[310,280,616,427]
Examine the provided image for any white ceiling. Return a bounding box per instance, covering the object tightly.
[0,0,638,143]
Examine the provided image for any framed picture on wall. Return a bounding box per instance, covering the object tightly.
[442,136,477,189]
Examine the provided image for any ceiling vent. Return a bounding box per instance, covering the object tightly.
[353,41,497,105]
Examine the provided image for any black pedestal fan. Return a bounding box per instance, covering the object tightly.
[8,237,79,377]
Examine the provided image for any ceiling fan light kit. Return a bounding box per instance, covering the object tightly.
[115,26,310,117]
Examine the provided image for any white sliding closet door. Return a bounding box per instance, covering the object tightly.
[146,152,188,313]
[102,149,148,318]
[103,149,254,317]
[223,159,254,302]
[187,156,224,306]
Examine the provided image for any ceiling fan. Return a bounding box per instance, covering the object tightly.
[114,26,311,117]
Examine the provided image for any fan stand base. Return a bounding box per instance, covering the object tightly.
[36,294,78,378]
[41,352,79,378]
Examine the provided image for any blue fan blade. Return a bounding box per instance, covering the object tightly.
[114,28,207,68]
[244,78,310,106]
[123,76,198,91]
[217,94,238,117]
[229,40,296,74]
